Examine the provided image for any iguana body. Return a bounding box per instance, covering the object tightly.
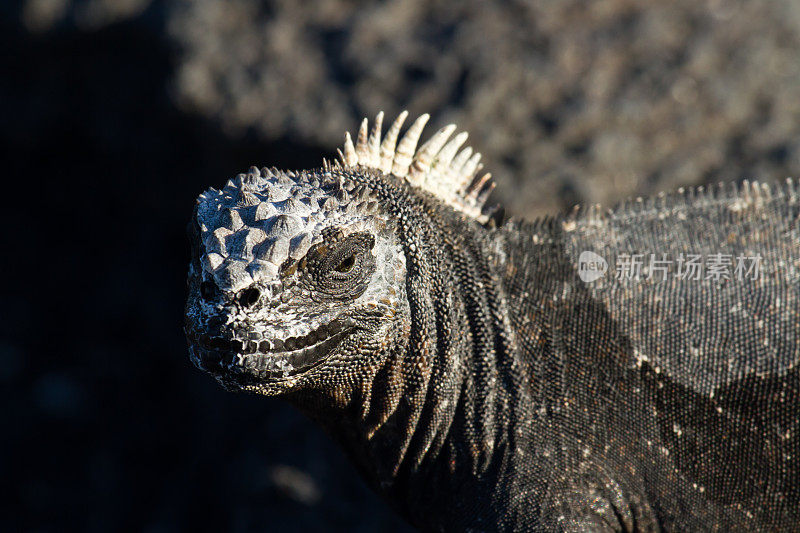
[185,112,800,531]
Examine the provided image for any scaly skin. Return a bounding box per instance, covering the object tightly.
[185,112,800,531]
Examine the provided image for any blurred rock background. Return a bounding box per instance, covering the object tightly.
[4,0,800,530]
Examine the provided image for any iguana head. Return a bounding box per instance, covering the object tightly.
[185,111,494,396]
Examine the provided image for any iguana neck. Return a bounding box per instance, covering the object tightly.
[285,209,526,526]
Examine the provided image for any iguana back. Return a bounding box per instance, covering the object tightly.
[494,183,799,530]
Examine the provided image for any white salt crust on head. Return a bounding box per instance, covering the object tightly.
[195,167,383,292]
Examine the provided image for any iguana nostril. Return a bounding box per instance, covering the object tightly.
[200,281,217,300]
[239,287,261,308]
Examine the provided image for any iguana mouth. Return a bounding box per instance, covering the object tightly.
[192,318,355,377]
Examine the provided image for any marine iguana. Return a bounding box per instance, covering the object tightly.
[184,111,800,532]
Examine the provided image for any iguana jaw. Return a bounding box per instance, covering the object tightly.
[185,303,400,395]
[187,316,356,379]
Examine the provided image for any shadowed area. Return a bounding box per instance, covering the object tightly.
[1,7,407,532]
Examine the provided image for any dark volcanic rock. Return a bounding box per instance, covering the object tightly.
[169,0,800,217]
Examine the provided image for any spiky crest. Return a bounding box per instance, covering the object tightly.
[562,178,799,229]
[337,111,496,223]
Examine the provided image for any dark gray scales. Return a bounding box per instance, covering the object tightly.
[185,112,800,531]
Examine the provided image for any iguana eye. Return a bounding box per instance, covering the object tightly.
[308,232,376,299]
[334,254,356,273]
